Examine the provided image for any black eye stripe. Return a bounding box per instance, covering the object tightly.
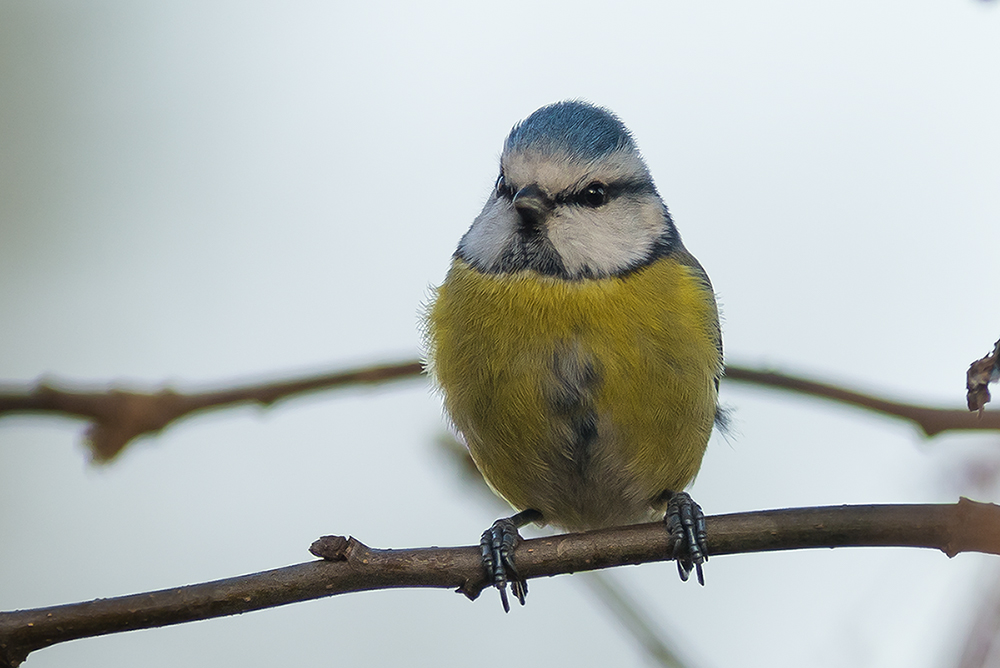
[496,175,656,205]
[553,178,656,206]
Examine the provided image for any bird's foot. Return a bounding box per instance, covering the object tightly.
[480,509,541,612]
[664,491,708,585]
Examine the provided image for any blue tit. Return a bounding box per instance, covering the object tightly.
[425,100,722,611]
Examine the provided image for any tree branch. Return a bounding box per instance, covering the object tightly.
[723,366,1000,437]
[0,361,424,461]
[1,360,998,462]
[1,500,996,667]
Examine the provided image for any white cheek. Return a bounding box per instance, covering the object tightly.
[457,197,519,267]
[548,201,663,275]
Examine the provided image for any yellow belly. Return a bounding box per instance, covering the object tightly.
[426,257,720,530]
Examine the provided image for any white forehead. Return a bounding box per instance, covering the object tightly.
[501,148,650,193]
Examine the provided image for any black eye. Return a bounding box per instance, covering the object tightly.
[496,174,513,199]
[580,182,607,207]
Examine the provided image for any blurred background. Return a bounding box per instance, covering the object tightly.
[2,1,999,666]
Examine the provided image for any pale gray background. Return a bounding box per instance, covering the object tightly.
[2,2,999,666]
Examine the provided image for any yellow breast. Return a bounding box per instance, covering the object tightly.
[426,256,720,530]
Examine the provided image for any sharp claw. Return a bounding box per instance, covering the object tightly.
[511,578,527,607]
[504,557,527,605]
[665,492,708,585]
[481,517,529,611]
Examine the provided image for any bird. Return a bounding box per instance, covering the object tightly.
[424,100,723,611]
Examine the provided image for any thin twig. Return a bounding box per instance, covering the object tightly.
[0,500,996,668]
[0,361,424,461]
[579,571,695,668]
[723,366,1000,436]
[954,562,1000,668]
[1,361,997,462]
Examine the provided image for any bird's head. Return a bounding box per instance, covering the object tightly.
[457,100,678,280]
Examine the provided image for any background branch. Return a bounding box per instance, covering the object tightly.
[0,361,423,461]
[1,361,998,462]
[1,499,996,668]
[723,366,1000,436]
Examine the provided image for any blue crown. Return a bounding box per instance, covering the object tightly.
[504,101,635,160]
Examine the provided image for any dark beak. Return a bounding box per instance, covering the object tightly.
[513,185,553,232]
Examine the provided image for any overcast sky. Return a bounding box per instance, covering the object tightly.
[2,2,999,667]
